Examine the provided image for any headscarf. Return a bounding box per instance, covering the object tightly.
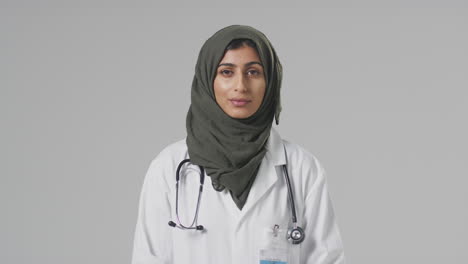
[185,25,283,210]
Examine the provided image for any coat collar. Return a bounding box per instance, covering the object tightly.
[232,126,287,223]
[265,126,287,166]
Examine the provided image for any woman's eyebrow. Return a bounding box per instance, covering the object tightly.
[217,61,263,68]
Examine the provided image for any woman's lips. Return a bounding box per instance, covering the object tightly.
[230,99,251,107]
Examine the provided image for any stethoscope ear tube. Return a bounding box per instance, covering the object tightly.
[170,158,205,231]
[176,159,191,182]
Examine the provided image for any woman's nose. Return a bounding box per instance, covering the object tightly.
[234,73,248,92]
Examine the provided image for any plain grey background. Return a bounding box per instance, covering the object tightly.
[1,1,467,263]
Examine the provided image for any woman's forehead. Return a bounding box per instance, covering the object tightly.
[218,46,262,65]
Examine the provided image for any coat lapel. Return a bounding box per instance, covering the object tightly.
[235,127,287,226]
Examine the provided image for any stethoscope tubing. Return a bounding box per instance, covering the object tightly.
[169,158,305,243]
[282,164,298,227]
[174,159,205,230]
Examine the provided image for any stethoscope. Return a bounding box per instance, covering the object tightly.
[168,159,305,244]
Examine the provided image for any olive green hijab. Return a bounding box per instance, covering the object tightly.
[186,25,282,210]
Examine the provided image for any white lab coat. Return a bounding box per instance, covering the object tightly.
[131,127,345,264]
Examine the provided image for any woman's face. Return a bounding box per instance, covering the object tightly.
[213,45,266,119]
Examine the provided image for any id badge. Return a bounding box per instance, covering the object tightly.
[259,225,289,264]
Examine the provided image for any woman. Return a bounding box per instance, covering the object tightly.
[131,25,346,264]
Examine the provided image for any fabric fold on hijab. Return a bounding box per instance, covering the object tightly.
[186,25,283,210]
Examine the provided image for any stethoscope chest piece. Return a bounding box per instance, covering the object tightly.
[287,226,305,244]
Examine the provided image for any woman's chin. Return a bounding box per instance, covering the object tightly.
[227,109,255,119]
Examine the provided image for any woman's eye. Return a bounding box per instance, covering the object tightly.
[219,69,262,77]
[247,70,260,76]
[220,69,233,75]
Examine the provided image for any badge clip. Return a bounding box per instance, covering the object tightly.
[272,224,279,237]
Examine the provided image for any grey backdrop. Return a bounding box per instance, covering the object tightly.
[1,1,467,264]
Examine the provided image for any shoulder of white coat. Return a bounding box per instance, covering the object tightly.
[281,139,326,199]
[145,137,188,189]
[150,137,187,164]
